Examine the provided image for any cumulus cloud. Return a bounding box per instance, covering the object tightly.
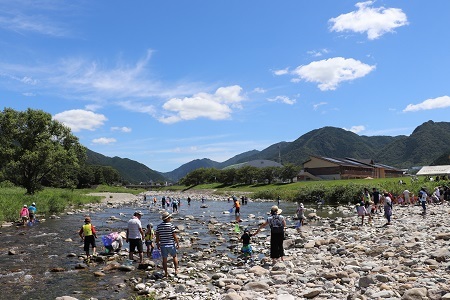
[267,96,296,105]
[111,126,132,133]
[344,125,366,134]
[403,96,450,112]
[329,1,408,40]
[273,68,289,76]
[92,137,117,145]
[291,57,375,91]
[158,85,244,124]
[53,109,107,132]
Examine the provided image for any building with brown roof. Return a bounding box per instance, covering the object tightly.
[299,155,403,181]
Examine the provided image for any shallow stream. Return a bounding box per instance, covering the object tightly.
[0,196,346,300]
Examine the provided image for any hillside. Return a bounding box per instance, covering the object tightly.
[88,120,450,182]
[86,149,166,184]
[162,158,220,182]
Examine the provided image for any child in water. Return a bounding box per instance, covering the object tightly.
[240,228,253,262]
[79,217,97,260]
[144,223,155,258]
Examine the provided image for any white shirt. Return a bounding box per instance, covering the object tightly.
[127,216,142,239]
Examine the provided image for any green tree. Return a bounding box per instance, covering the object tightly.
[0,108,85,194]
[218,168,237,185]
[280,164,300,182]
[180,168,207,186]
[236,166,259,184]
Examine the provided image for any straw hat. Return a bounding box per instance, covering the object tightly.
[270,205,282,214]
[161,211,172,220]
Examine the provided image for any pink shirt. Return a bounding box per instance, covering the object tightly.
[20,207,29,217]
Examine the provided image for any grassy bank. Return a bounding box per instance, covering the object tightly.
[2,177,446,222]
[0,184,146,223]
[162,176,448,205]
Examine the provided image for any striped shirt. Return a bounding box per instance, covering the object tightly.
[156,221,175,246]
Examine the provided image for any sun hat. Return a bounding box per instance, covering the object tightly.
[300,203,304,208]
[147,223,153,227]
[134,210,143,216]
[270,205,282,214]
[23,204,27,207]
[161,211,172,220]
[32,202,36,206]
[119,231,127,239]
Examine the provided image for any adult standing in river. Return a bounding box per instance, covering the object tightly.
[126,211,145,263]
[156,211,180,277]
[255,205,286,264]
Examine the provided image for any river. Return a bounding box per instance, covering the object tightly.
[0,196,347,300]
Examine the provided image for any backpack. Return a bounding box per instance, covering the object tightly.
[269,215,284,233]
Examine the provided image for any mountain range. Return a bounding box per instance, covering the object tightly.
[86,120,450,183]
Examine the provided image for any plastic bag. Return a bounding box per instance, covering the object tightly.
[152,248,161,259]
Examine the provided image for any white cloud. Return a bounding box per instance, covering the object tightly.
[158,85,244,124]
[92,137,117,145]
[344,125,366,134]
[85,104,102,111]
[403,96,450,112]
[117,101,156,115]
[253,87,266,94]
[307,49,329,57]
[329,1,408,40]
[313,102,328,110]
[53,109,107,132]
[22,92,36,97]
[273,68,289,76]
[0,50,208,105]
[267,96,296,105]
[291,57,375,91]
[0,2,71,37]
[111,126,132,133]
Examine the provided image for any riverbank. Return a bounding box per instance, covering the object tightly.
[3,191,450,299]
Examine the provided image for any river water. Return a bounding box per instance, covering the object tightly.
[0,197,346,300]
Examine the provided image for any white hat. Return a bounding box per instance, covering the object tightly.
[23,204,27,207]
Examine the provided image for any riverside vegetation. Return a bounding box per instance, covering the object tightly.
[1,176,447,223]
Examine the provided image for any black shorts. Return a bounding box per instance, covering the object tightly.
[84,235,96,252]
[235,207,240,213]
[129,239,143,253]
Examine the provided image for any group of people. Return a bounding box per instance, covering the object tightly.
[159,196,181,213]
[356,188,393,226]
[19,202,37,226]
[79,209,180,277]
[355,185,450,226]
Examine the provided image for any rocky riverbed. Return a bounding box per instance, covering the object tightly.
[3,191,450,300]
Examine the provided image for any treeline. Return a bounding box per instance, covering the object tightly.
[0,108,124,194]
[179,164,300,186]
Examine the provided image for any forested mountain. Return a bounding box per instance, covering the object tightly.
[375,121,450,167]
[162,158,220,182]
[432,151,450,165]
[86,149,166,184]
[88,120,450,183]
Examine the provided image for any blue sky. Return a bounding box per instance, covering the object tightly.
[1,1,450,172]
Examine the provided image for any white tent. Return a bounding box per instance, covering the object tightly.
[416,165,450,176]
